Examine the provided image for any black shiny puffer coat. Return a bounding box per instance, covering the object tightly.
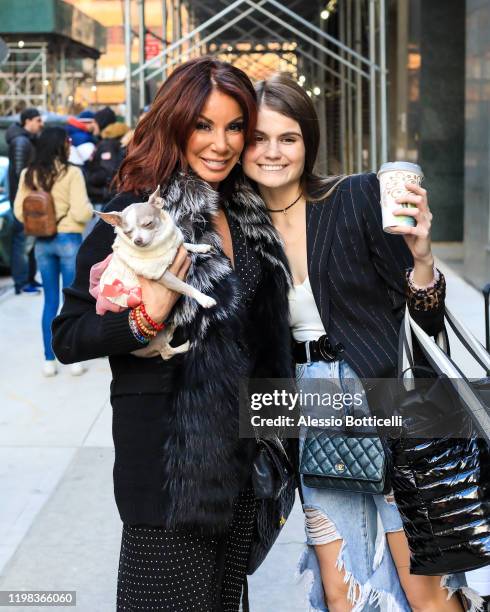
[390,375,490,575]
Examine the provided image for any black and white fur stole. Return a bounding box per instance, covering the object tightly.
[156,173,293,534]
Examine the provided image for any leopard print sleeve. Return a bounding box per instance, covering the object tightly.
[405,267,446,312]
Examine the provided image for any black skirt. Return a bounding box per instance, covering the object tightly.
[117,489,257,611]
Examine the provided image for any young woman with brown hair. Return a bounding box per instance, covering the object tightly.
[243,74,482,612]
[14,127,93,377]
[52,58,293,611]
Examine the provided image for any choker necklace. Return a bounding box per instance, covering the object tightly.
[266,192,303,215]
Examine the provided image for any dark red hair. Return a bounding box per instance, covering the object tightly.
[116,57,257,193]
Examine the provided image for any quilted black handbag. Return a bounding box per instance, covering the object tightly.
[390,306,490,575]
[300,432,391,494]
[299,372,391,494]
[247,436,296,575]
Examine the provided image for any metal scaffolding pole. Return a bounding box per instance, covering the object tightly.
[41,46,47,109]
[161,0,167,80]
[190,7,198,59]
[174,0,182,61]
[59,45,66,111]
[124,0,132,125]
[317,17,327,173]
[355,1,363,172]
[396,0,409,159]
[369,0,377,171]
[339,1,347,173]
[138,0,145,111]
[51,53,58,113]
[379,0,388,163]
[92,59,98,108]
[346,0,354,174]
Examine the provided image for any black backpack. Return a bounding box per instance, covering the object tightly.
[86,139,123,203]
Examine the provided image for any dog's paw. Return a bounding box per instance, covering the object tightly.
[159,340,190,360]
[194,244,212,253]
[199,295,217,308]
[183,242,213,254]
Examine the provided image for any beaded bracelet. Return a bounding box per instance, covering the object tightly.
[137,310,157,337]
[407,265,440,291]
[128,311,150,344]
[129,309,148,340]
[139,303,166,331]
[132,307,157,338]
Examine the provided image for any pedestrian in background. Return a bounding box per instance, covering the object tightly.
[6,107,44,294]
[66,110,96,168]
[14,127,93,377]
[84,107,128,236]
[85,118,129,206]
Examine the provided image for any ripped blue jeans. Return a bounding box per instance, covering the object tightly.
[296,359,474,612]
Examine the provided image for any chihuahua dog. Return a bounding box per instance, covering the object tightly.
[90,186,216,360]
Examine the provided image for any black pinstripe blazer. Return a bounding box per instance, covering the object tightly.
[306,172,443,378]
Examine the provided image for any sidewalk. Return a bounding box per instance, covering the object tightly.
[0,258,487,612]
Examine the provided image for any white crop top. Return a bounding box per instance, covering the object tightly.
[288,277,326,342]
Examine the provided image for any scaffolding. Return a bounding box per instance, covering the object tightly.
[0,40,97,116]
[124,0,388,174]
[0,0,106,115]
[0,43,48,115]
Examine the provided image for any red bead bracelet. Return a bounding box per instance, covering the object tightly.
[138,303,166,331]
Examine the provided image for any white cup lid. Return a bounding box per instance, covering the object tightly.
[377,161,423,178]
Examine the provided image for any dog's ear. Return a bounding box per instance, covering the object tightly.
[95,210,123,227]
[148,185,164,209]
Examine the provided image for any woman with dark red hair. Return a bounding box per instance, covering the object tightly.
[52,58,293,611]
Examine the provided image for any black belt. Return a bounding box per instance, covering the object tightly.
[293,334,344,364]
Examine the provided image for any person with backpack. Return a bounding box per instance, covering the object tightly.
[13,127,93,377]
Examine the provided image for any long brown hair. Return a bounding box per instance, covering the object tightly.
[116,57,257,193]
[255,73,343,201]
[25,127,69,192]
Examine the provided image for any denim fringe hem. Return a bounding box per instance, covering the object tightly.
[296,543,486,612]
[440,574,485,612]
[296,538,409,612]
[336,540,404,612]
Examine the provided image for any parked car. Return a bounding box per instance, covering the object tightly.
[0,156,13,271]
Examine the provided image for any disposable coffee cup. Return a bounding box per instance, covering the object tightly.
[377,162,424,234]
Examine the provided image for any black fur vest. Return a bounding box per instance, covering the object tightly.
[110,174,293,533]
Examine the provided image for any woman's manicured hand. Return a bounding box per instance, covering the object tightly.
[138,246,191,324]
[391,183,435,285]
[392,182,434,266]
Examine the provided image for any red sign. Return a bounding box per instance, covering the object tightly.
[145,33,161,59]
